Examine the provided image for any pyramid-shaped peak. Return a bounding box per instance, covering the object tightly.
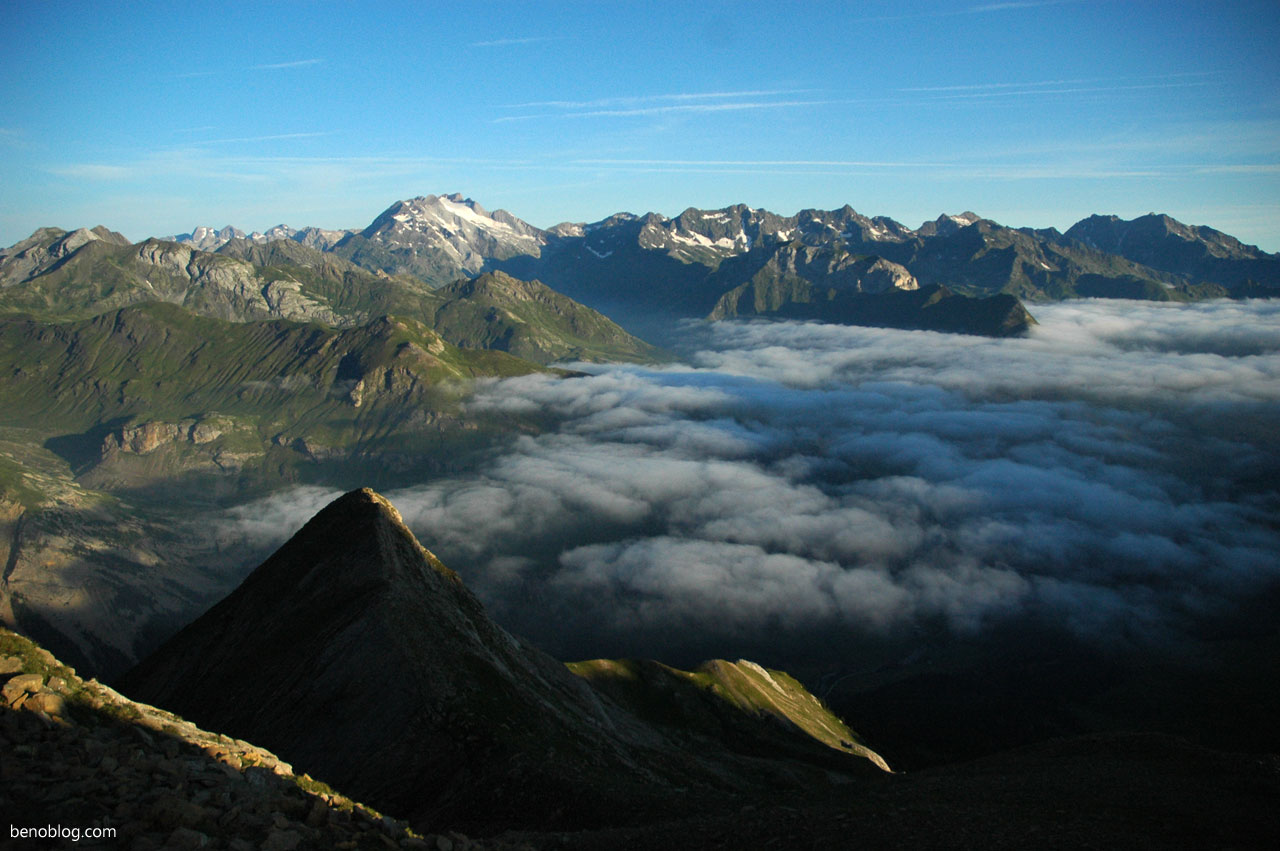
[297,486,411,542]
[321,485,402,522]
[117,486,642,825]
[251,487,462,592]
[120,487,889,829]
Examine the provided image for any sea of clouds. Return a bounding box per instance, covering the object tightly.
[226,299,1280,665]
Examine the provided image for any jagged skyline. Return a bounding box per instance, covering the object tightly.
[1,1,1277,250]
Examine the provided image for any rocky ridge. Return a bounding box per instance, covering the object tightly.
[170,224,352,253]
[1,626,513,851]
[0,232,346,326]
[1064,212,1280,290]
[0,225,132,286]
[130,197,1280,312]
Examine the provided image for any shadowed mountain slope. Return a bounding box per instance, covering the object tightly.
[1064,213,1280,290]
[0,626,492,850]
[0,307,551,680]
[709,265,1037,337]
[429,271,668,364]
[118,489,885,833]
[9,621,1276,849]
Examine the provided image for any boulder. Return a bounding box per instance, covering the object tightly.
[2,672,44,705]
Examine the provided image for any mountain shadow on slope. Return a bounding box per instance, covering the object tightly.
[712,280,1036,337]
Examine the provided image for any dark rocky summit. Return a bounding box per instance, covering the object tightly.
[118,489,884,833]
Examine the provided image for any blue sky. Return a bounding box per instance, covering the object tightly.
[2,0,1278,250]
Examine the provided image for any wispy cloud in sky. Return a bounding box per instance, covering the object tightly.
[507,90,815,110]
[1194,164,1280,175]
[970,0,1070,12]
[49,163,134,180]
[193,131,334,146]
[567,157,1166,181]
[176,59,323,79]
[569,100,829,119]
[928,81,1212,101]
[250,58,323,71]
[968,117,1280,163]
[46,150,539,187]
[852,0,1073,23]
[501,69,1218,123]
[902,77,1097,93]
[576,158,953,169]
[498,89,826,121]
[903,70,1221,96]
[469,36,557,48]
[51,139,1263,190]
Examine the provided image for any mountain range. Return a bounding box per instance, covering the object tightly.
[11,194,1276,351]
[167,193,1280,328]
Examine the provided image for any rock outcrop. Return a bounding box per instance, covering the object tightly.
[1,627,511,851]
[102,418,230,456]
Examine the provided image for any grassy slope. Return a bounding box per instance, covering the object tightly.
[568,657,890,772]
[230,247,666,364]
[0,301,546,501]
[0,301,538,433]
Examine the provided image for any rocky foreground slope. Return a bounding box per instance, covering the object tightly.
[0,626,510,850]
